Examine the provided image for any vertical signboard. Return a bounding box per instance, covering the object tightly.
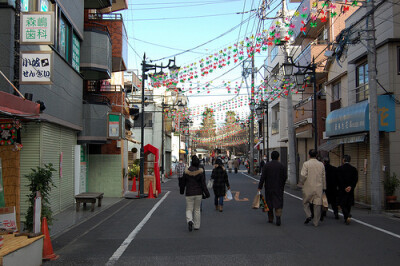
[108,113,122,139]
[72,34,80,72]
[20,12,54,45]
[20,51,52,84]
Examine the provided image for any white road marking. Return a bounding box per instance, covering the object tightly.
[106,191,171,266]
[242,172,400,239]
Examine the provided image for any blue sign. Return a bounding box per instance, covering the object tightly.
[326,95,395,137]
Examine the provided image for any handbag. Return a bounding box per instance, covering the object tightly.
[207,179,214,189]
[260,194,269,212]
[226,189,233,200]
[322,192,328,210]
[252,192,261,209]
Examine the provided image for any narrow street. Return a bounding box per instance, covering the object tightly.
[46,165,400,266]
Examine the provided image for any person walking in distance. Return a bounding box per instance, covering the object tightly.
[211,158,230,212]
[176,158,186,194]
[259,155,268,175]
[299,149,326,227]
[337,155,358,225]
[233,158,240,174]
[322,157,339,219]
[257,151,287,226]
[181,155,209,231]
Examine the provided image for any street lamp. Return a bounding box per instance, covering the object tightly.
[288,59,318,151]
[140,54,179,197]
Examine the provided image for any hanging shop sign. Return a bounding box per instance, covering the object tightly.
[20,51,52,84]
[107,113,125,139]
[20,12,54,45]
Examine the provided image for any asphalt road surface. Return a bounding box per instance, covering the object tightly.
[46,165,400,266]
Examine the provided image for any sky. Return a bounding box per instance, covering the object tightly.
[121,0,300,126]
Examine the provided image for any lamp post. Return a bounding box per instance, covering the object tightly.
[256,106,263,164]
[286,59,318,151]
[140,54,179,197]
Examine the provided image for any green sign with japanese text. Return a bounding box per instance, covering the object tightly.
[21,12,54,45]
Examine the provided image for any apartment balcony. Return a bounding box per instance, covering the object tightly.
[81,22,112,80]
[290,0,328,45]
[100,0,128,13]
[87,12,128,72]
[293,98,313,125]
[86,81,129,115]
[79,97,111,144]
[84,0,112,9]
[293,43,327,75]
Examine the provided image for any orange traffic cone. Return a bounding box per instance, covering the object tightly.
[131,176,137,192]
[42,217,59,261]
[147,181,155,199]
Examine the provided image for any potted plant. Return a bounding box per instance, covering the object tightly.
[383,172,400,202]
[25,163,56,232]
[128,164,140,180]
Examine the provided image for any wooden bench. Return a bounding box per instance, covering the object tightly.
[75,192,104,212]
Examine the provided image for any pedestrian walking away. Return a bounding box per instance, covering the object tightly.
[323,157,339,219]
[299,149,326,227]
[234,158,240,174]
[337,155,358,225]
[259,155,268,176]
[180,155,210,231]
[176,158,186,194]
[211,158,230,212]
[257,151,287,226]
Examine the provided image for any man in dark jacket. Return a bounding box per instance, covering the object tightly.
[337,155,358,225]
[323,157,339,219]
[182,155,210,231]
[257,151,287,226]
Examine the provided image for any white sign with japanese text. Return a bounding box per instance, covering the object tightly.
[20,52,52,84]
[21,12,54,44]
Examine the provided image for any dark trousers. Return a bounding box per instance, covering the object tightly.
[268,208,282,221]
[234,167,238,173]
[342,204,352,220]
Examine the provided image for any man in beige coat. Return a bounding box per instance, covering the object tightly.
[299,149,326,227]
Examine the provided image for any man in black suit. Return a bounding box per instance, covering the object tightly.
[337,155,358,225]
[323,157,339,219]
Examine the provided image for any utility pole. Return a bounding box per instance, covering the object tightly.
[282,0,297,188]
[249,55,255,175]
[367,0,381,212]
[13,0,21,91]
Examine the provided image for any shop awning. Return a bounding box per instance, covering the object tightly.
[326,95,395,137]
[0,91,40,117]
[318,133,368,151]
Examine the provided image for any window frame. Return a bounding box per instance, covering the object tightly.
[332,81,341,101]
[356,62,369,102]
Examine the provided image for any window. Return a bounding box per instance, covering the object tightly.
[332,82,341,101]
[40,0,50,11]
[134,113,153,128]
[59,16,70,60]
[356,63,369,102]
[271,46,278,61]
[20,0,53,12]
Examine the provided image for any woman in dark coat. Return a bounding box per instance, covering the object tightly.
[211,159,230,212]
[257,151,287,226]
[182,155,210,231]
